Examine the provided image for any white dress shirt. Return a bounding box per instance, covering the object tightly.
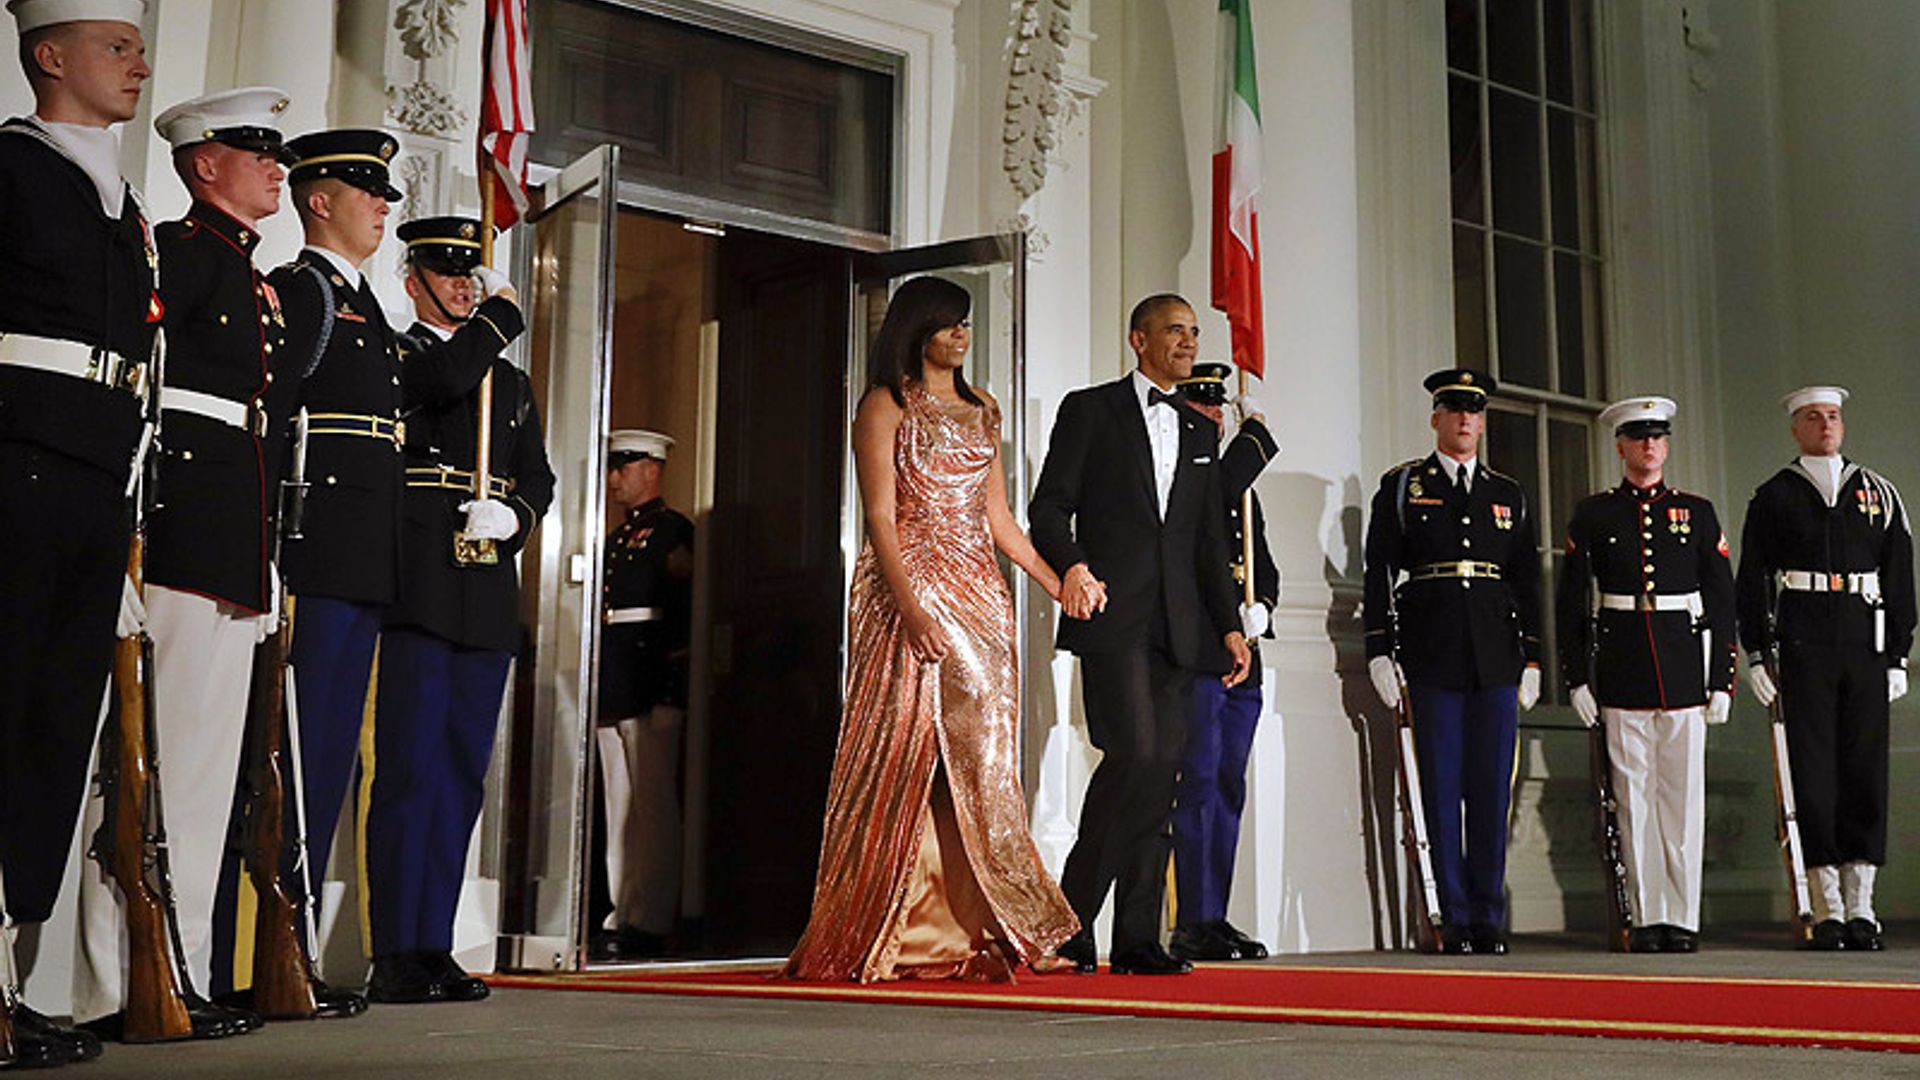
[307,245,365,291]
[1798,454,1844,507]
[1436,453,1478,494]
[1132,368,1180,519]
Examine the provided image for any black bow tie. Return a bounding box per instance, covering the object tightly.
[1148,387,1179,410]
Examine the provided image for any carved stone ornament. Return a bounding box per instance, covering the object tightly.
[398,150,438,220]
[1002,0,1073,199]
[388,77,468,137]
[395,0,468,61]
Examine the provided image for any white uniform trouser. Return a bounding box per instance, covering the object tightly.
[596,706,683,935]
[1602,704,1707,932]
[74,586,258,1022]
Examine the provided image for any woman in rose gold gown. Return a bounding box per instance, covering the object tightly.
[781,277,1079,982]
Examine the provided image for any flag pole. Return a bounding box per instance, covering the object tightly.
[455,170,499,566]
[1237,367,1255,608]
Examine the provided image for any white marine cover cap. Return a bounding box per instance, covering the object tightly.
[1780,386,1849,415]
[7,0,146,34]
[608,429,675,460]
[1598,395,1678,437]
[153,86,291,150]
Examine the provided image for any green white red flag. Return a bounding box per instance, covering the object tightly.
[1210,0,1265,377]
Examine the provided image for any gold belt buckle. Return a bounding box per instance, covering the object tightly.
[1830,573,1845,592]
[1635,594,1656,613]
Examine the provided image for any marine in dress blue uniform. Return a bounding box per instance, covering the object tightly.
[1556,396,1736,953]
[0,0,155,1065]
[364,216,551,1003]
[1735,386,1915,951]
[1168,363,1276,964]
[1363,369,1543,954]
[268,131,523,995]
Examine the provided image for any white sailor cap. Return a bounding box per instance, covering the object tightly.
[1598,395,1677,438]
[154,87,292,156]
[608,429,674,463]
[7,0,146,33]
[1780,385,1849,415]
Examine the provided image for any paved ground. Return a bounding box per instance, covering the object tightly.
[58,928,1920,1079]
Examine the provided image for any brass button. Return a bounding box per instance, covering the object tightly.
[1644,564,1655,574]
[219,314,229,325]
[1462,539,1472,549]
[1643,580,1655,592]
[1460,516,1471,526]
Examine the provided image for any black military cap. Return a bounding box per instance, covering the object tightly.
[398,215,486,275]
[1423,367,1495,412]
[1176,361,1232,407]
[286,128,402,202]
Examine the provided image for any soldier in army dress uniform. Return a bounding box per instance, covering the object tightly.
[1363,369,1543,955]
[1557,396,1736,953]
[596,430,693,960]
[0,0,155,1066]
[71,86,299,1041]
[363,216,553,1003]
[1737,386,1915,951]
[1168,362,1276,964]
[268,130,522,1003]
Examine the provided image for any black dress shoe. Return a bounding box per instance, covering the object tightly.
[1810,919,1850,951]
[311,978,369,1019]
[1626,926,1664,953]
[366,954,444,1004]
[1168,924,1236,962]
[1208,920,1269,960]
[16,1004,105,1060]
[1438,925,1475,955]
[425,953,491,1002]
[1469,925,1508,956]
[1846,917,1884,952]
[187,993,261,1034]
[1108,943,1192,975]
[80,996,246,1042]
[1662,927,1699,953]
[1055,930,1096,974]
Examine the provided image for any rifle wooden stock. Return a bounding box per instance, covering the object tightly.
[1394,691,1445,952]
[242,621,318,1019]
[107,538,192,1043]
[1767,694,1815,938]
[0,999,15,1065]
[1587,724,1634,951]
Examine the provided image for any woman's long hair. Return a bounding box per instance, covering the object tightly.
[867,276,982,407]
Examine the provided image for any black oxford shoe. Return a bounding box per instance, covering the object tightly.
[17,1004,106,1059]
[366,954,443,1005]
[1108,943,1192,976]
[1626,926,1663,953]
[1846,917,1884,952]
[1168,924,1236,963]
[1469,925,1509,955]
[426,952,491,1002]
[1438,925,1475,955]
[1209,920,1269,960]
[1809,919,1850,951]
[1055,929,1097,974]
[1662,927,1699,953]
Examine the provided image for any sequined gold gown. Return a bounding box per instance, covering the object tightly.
[781,383,1079,982]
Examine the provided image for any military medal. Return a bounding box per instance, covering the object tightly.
[1668,506,1691,534]
[1492,503,1513,530]
[1857,487,1883,520]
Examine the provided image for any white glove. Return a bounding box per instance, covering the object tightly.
[1233,391,1265,424]
[1706,690,1732,725]
[1368,655,1403,710]
[116,575,146,639]
[474,265,514,299]
[1571,683,1599,727]
[1239,601,1270,639]
[1747,661,1778,708]
[460,498,519,541]
[1891,668,1909,703]
[1518,665,1541,712]
[254,563,282,644]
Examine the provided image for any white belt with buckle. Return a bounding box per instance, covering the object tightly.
[161,386,261,434]
[604,607,662,625]
[1778,569,1880,600]
[0,333,140,392]
[1598,590,1703,616]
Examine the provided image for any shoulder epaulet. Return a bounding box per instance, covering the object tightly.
[1480,464,1519,487]
[1386,458,1422,478]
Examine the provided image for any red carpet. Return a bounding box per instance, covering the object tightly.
[489,962,1920,1053]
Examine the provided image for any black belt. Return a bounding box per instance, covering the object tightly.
[406,466,513,499]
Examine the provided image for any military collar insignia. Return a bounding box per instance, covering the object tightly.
[185,199,261,254]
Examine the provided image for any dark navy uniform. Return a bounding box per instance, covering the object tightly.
[1362,370,1541,947]
[1736,459,1915,870]
[0,117,157,927]
[600,499,695,719]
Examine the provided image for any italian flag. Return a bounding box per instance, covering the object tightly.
[1210,0,1265,378]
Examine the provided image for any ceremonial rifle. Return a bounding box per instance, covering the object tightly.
[240,408,319,1018]
[1393,674,1445,953]
[1763,583,1815,939]
[1587,723,1634,951]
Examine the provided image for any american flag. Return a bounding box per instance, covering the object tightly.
[480,0,533,228]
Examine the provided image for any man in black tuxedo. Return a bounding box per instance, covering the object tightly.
[1030,294,1251,975]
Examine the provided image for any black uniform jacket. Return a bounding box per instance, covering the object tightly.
[146,202,286,612]
[599,499,694,718]
[1557,480,1737,710]
[1363,454,1542,691]
[269,250,524,605]
[0,119,156,479]
[1736,461,1916,667]
[1195,417,1279,686]
[1029,376,1240,671]
[387,327,555,653]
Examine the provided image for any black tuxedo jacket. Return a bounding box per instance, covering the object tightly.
[1029,375,1239,670]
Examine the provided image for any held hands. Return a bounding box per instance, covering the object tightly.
[116,575,146,639]
[474,266,517,303]
[1367,656,1404,710]
[1518,665,1542,712]
[1239,601,1270,639]
[904,604,951,665]
[1222,632,1252,687]
[1891,668,1909,703]
[1060,563,1108,621]
[1706,690,1732,725]
[1571,684,1599,727]
[459,498,520,542]
[1746,657,1778,708]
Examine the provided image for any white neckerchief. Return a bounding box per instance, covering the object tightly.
[1131,368,1179,519]
[34,117,127,218]
[306,245,365,291]
[1437,453,1477,493]
[1799,453,1844,507]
